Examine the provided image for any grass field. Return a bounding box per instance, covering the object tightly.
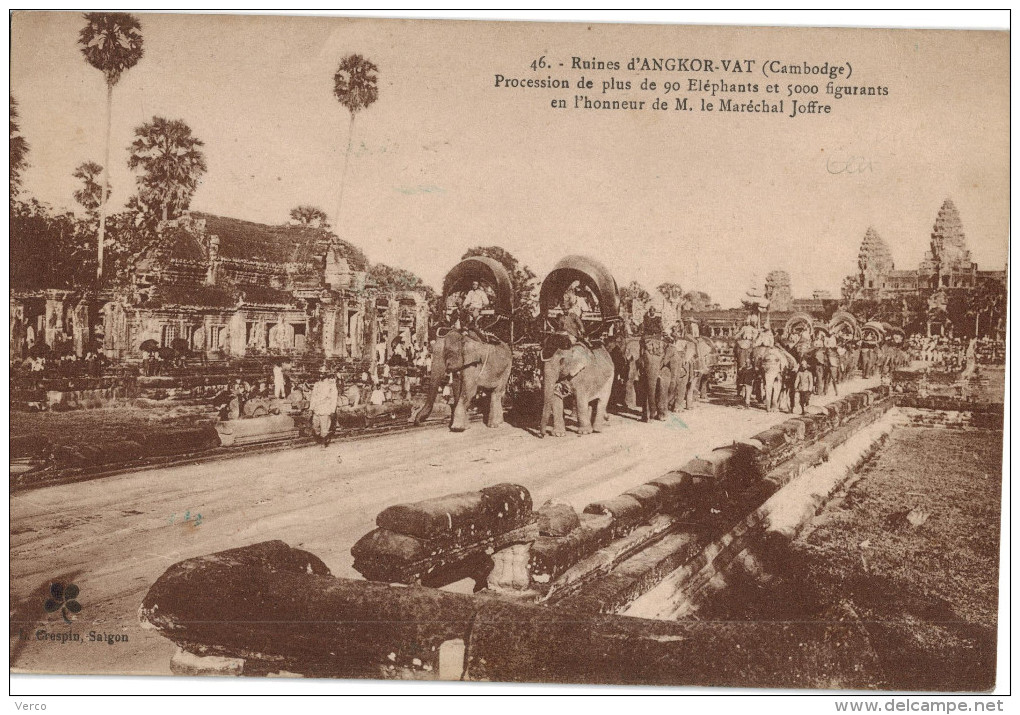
[698,425,1003,691]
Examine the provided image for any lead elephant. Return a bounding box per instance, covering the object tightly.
[753,345,798,412]
[638,335,674,422]
[413,329,512,431]
[859,346,878,378]
[609,335,642,411]
[540,336,615,437]
[672,337,716,410]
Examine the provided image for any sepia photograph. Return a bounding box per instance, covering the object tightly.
[8,10,1010,699]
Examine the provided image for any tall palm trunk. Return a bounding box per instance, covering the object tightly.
[97,81,113,282]
[334,114,356,229]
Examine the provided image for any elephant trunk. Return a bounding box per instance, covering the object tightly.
[413,337,446,424]
[540,356,562,435]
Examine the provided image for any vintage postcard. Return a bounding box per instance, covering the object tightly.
[9,11,1008,695]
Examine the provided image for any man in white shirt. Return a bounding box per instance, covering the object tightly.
[273,361,286,399]
[463,281,490,316]
[309,368,338,448]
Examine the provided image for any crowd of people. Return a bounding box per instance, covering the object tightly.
[906,335,1005,371]
[14,350,107,378]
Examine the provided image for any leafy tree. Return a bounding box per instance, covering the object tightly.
[841,274,862,308]
[127,116,207,223]
[10,95,28,199]
[682,290,713,312]
[290,205,329,228]
[10,199,93,290]
[78,12,144,280]
[369,263,436,298]
[332,54,379,229]
[461,245,538,341]
[656,281,685,307]
[970,278,1006,337]
[620,280,651,306]
[73,161,108,213]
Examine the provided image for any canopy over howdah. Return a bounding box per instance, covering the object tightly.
[442,256,513,318]
[781,312,814,340]
[539,255,621,323]
[861,321,886,343]
[828,310,861,340]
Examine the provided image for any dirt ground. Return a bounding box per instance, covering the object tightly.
[698,424,1003,691]
[10,376,877,676]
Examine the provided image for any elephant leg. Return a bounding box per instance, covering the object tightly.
[685,371,697,409]
[451,376,477,432]
[487,386,506,427]
[641,367,654,422]
[593,380,612,432]
[656,374,669,420]
[551,394,567,437]
[487,370,509,428]
[813,365,825,395]
[766,376,779,412]
[576,392,594,435]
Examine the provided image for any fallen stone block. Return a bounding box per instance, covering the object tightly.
[622,483,664,513]
[536,501,580,537]
[583,495,646,536]
[215,415,300,447]
[376,483,532,541]
[529,514,614,586]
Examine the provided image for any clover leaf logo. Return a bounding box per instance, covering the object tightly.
[44,582,82,623]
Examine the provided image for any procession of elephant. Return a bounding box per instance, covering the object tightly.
[413,255,910,437]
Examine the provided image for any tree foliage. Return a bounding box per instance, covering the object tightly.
[369,263,436,299]
[682,290,714,312]
[656,281,685,306]
[78,12,144,86]
[620,280,651,306]
[10,199,94,290]
[841,274,862,307]
[73,161,107,212]
[128,116,207,223]
[10,95,28,198]
[333,54,380,115]
[332,54,379,227]
[290,205,329,228]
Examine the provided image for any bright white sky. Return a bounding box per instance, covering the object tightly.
[10,11,1009,308]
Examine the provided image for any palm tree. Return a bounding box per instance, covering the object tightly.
[332,54,379,229]
[290,205,329,228]
[78,12,144,281]
[10,95,28,199]
[127,117,207,223]
[73,161,107,213]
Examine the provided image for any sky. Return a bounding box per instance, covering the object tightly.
[10,11,1010,308]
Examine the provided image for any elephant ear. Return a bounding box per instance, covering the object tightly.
[541,334,572,361]
[562,346,588,378]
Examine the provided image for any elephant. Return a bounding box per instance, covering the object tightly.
[840,346,860,383]
[638,335,675,422]
[413,329,512,431]
[540,336,615,437]
[673,337,717,410]
[753,345,798,412]
[609,335,642,412]
[608,334,669,419]
[859,345,878,378]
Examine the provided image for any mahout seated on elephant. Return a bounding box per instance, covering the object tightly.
[539,333,615,437]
